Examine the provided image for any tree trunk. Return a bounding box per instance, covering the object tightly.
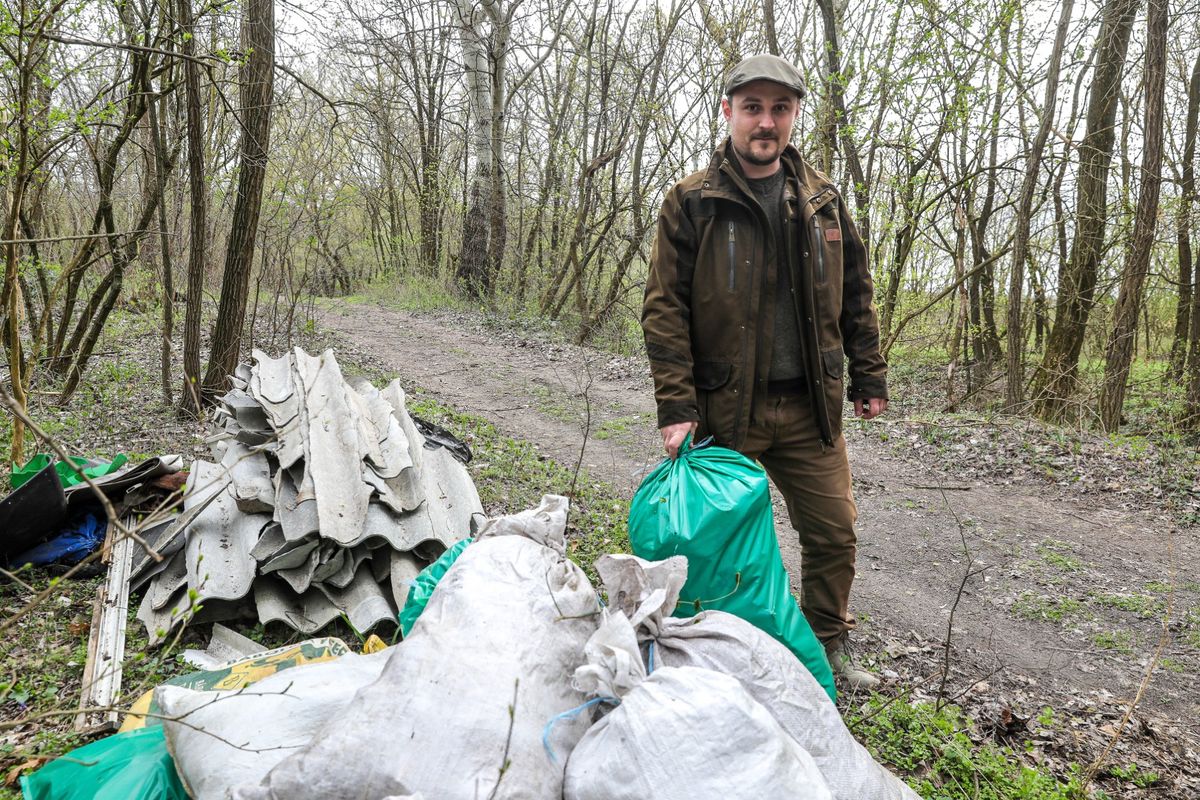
[453,0,502,300]
[1004,0,1073,407]
[147,72,175,406]
[178,0,209,416]
[815,0,870,236]
[1098,0,1165,431]
[1168,48,1200,380]
[1030,0,1140,421]
[200,0,275,399]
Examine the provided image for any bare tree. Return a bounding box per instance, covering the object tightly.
[1004,0,1075,408]
[1098,0,1167,431]
[201,0,276,399]
[177,0,209,416]
[1168,48,1200,381]
[1030,0,1141,421]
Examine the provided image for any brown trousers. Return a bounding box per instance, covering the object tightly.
[738,390,859,645]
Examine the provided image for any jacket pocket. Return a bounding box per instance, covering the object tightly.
[694,360,734,445]
[820,347,845,438]
[820,347,844,380]
[694,360,732,390]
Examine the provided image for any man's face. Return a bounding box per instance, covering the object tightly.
[721,80,801,169]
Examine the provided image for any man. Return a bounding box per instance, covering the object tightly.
[642,54,888,689]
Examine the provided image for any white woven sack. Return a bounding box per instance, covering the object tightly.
[598,554,920,800]
[157,649,391,800]
[236,495,599,800]
[563,606,831,800]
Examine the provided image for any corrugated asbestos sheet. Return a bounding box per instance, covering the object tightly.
[136,348,482,642]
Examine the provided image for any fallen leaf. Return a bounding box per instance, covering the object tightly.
[5,757,49,787]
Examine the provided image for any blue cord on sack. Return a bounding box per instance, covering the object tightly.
[647,642,655,674]
[542,696,620,763]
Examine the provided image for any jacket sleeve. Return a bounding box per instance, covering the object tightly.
[642,184,700,429]
[837,202,889,401]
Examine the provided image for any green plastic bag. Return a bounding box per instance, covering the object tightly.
[399,539,471,636]
[11,453,128,490]
[21,726,187,800]
[628,438,837,702]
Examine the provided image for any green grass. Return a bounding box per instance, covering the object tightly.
[1107,762,1160,788]
[1088,592,1164,619]
[848,698,1097,800]
[529,383,585,425]
[594,413,654,442]
[402,392,631,581]
[339,272,468,314]
[1036,541,1086,573]
[1011,593,1092,624]
[1092,630,1135,655]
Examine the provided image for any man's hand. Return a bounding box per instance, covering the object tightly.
[660,421,698,459]
[854,398,888,420]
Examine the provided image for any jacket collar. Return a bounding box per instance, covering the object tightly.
[702,138,835,216]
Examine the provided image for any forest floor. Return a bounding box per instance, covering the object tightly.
[2,297,1199,798]
[317,296,1200,798]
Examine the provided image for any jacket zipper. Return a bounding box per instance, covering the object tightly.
[727,221,736,291]
[804,188,836,448]
[813,217,825,284]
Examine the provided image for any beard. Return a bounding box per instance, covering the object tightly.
[735,135,782,166]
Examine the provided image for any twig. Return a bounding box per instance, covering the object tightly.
[936,487,990,710]
[0,548,105,637]
[0,566,34,590]
[847,668,943,731]
[903,482,973,491]
[940,662,1007,705]
[568,362,594,501]
[486,679,520,800]
[1081,529,1177,789]
[0,231,151,245]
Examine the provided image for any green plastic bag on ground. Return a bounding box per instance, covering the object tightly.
[628,439,836,702]
[398,538,471,636]
[21,726,187,800]
[10,453,128,490]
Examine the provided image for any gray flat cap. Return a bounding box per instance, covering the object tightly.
[724,54,807,100]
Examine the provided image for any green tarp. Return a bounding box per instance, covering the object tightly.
[10,453,128,490]
[399,538,471,636]
[21,727,186,800]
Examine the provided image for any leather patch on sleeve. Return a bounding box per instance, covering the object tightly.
[824,227,842,242]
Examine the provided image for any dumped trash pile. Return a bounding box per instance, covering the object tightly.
[135,348,482,641]
[18,393,922,798]
[25,495,920,800]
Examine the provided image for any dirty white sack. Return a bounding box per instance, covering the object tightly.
[563,607,832,800]
[157,648,391,800]
[598,554,920,800]
[235,495,599,800]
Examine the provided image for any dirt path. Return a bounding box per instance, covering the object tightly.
[319,300,1199,724]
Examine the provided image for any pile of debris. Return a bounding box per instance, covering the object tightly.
[135,348,481,641]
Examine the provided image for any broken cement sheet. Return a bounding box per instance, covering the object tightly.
[184,461,265,604]
[221,442,274,514]
[254,578,344,634]
[138,348,482,639]
[291,348,371,545]
[181,623,267,670]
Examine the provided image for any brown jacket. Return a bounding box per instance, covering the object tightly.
[642,139,888,449]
